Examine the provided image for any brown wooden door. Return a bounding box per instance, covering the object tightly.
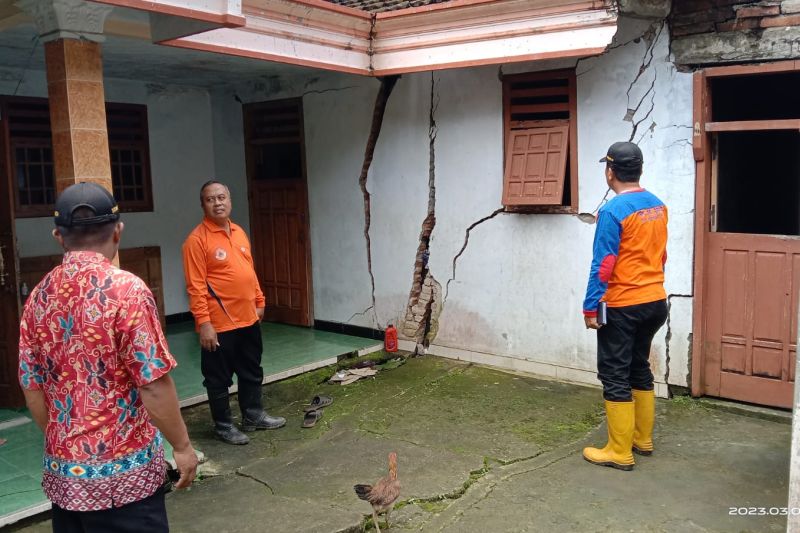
[703,233,799,408]
[250,181,311,325]
[693,65,800,409]
[0,110,23,407]
[244,99,312,326]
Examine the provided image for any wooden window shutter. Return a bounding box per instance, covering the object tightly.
[502,125,569,206]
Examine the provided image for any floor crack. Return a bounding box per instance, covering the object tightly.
[235,470,276,495]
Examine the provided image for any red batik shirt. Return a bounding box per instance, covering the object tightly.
[18,251,177,511]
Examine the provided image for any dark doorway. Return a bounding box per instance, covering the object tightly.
[716,130,800,236]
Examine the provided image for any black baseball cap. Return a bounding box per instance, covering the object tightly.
[599,142,643,169]
[54,182,120,227]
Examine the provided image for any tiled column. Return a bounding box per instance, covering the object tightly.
[15,0,114,194]
[45,39,112,194]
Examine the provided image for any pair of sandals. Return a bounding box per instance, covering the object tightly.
[302,395,333,428]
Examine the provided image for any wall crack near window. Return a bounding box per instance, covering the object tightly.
[402,73,441,353]
[444,208,505,304]
[358,75,399,328]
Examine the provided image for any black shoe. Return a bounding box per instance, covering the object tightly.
[242,411,286,431]
[207,389,250,444]
[214,423,250,445]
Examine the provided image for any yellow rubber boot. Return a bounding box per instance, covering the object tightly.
[632,389,655,456]
[583,400,635,471]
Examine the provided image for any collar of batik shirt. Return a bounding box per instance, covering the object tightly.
[62,251,111,266]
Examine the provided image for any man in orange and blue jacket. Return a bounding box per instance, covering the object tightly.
[582,142,668,471]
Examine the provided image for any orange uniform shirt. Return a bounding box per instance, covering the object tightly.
[182,218,265,333]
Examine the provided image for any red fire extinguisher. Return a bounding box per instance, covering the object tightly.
[384,324,398,353]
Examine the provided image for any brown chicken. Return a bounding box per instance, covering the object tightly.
[354,452,400,532]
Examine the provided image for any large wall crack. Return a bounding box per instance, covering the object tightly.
[402,73,442,353]
[358,75,400,328]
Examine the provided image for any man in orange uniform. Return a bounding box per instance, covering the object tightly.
[183,181,285,445]
[582,142,668,471]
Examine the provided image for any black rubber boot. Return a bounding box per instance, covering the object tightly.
[208,390,250,445]
[238,384,286,431]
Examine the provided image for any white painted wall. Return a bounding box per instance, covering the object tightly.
[277,15,696,391]
[1,12,697,392]
[3,69,223,316]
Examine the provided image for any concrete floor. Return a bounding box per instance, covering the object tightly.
[0,322,380,527]
[10,356,791,533]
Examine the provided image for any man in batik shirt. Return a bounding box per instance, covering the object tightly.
[18,182,197,532]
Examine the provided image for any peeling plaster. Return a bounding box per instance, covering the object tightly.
[664,293,693,390]
[625,22,664,143]
[402,73,442,351]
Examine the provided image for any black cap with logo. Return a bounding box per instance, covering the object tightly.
[599,141,643,169]
[54,182,120,227]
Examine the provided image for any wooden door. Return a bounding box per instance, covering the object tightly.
[0,108,23,407]
[244,99,312,326]
[693,63,800,408]
[704,233,799,408]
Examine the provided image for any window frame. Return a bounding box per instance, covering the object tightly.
[106,102,154,213]
[1,96,56,219]
[1,96,153,218]
[502,68,579,213]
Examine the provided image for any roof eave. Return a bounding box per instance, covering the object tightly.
[98,0,618,77]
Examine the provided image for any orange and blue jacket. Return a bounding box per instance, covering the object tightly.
[182,218,266,333]
[583,189,668,316]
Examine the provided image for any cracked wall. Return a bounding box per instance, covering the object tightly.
[670,0,800,66]
[401,74,442,351]
[253,8,697,390]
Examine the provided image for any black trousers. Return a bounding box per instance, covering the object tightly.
[51,486,168,533]
[597,299,668,402]
[201,322,264,392]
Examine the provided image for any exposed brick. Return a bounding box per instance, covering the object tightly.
[760,12,800,24]
[671,6,735,25]
[784,0,800,13]
[672,21,718,36]
[717,17,762,30]
[736,4,781,16]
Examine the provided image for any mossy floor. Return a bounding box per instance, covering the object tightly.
[10,356,793,533]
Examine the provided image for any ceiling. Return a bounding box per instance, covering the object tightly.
[0,6,320,89]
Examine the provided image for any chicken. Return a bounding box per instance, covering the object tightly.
[354,452,400,532]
